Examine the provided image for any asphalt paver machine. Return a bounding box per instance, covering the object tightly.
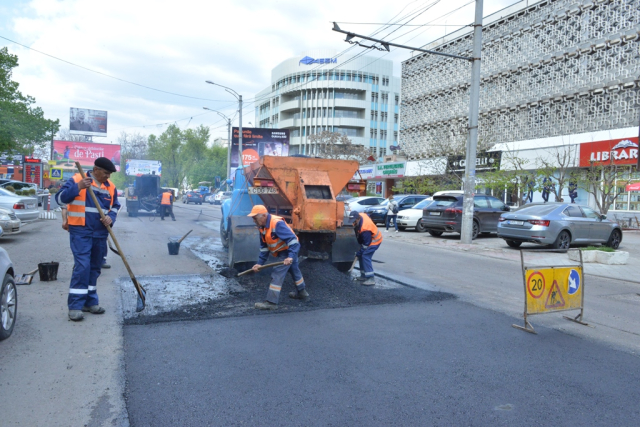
[220,156,361,270]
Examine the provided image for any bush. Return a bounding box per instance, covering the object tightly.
[583,246,615,253]
[5,186,15,193]
[27,189,36,196]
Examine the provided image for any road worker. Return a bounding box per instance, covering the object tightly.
[159,189,176,221]
[55,157,120,321]
[349,210,383,286]
[248,205,308,310]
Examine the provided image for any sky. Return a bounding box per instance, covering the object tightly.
[0,0,516,145]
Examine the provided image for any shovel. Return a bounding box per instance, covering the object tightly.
[16,268,38,285]
[236,256,308,277]
[75,162,146,312]
[347,255,359,273]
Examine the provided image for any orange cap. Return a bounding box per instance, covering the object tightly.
[247,205,268,217]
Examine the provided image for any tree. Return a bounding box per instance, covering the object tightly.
[0,47,59,152]
[578,159,631,215]
[536,144,578,202]
[148,125,184,188]
[309,131,369,162]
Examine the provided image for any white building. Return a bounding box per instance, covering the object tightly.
[213,137,229,148]
[255,49,401,158]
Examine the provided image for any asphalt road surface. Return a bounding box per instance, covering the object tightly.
[122,203,640,426]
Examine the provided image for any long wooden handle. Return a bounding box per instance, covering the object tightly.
[177,230,193,244]
[237,261,285,277]
[75,162,144,298]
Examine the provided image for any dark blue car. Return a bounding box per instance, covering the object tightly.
[364,195,429,225]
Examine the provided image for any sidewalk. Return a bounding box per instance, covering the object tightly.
[380,227,640,283]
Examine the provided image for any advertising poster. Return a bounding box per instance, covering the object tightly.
[579,137,639,167]
[52,140,121,171]
[230,127,289,168]
[70,108,108,136]
[125,159,162,176]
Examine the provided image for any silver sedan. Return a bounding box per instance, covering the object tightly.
[497,203,623,249]
[0,188,39,222]
[0,207,21,235]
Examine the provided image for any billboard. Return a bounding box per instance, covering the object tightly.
[52,140,121,171]
[70,108,108,136]
[125,159,162,177]
[579,137,639,167]
[230,128,289,168]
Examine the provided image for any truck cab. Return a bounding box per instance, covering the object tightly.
[126,174,161,217]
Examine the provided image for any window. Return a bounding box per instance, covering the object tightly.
[381,112,388,122]
[369,147,377,156]
[305,185,332,200]
[394,114,398,123]
[379,147,387,157]
[474,196,490,208]
[381,93,388,103]
[581,207,600,219]
[371,92,379,102]
[370,129,378,138]
[563,206,584,217]
[394,95,399,106]
[380,130,387,140]
[291,129,300,137]
[488,197,505,211]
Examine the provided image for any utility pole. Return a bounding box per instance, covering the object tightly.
[203,107,233,181]
[205,81,243,170]
[460,0,484,244]
[332,0,484,244]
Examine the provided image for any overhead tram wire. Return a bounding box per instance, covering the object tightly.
[0,35,233,103]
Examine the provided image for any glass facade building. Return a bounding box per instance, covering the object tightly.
[255,49,401,157]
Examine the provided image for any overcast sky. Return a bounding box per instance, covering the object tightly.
[1,0,515,144]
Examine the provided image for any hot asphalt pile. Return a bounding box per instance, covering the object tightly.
[125,260,455,325]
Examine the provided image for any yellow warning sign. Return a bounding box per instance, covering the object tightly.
[525,267,583,314]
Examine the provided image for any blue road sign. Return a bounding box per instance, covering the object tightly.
[568,269,580,295]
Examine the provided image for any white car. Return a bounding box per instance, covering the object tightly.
[396,198,433,232]
[213,191,232,205]
[0,188,39,222]
[346,196,385,213]
[0,208,21,236]
[0,241,16,340]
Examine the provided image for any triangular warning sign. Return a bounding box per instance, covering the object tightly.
[545,280,566,309]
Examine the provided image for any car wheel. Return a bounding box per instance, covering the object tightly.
[471,221,479,240]
[552,230,571,250]
[415,219,427,233]
[1,273,17,341]
[506,240,522,248]
[605,229,622,249]
[428,230,443,237]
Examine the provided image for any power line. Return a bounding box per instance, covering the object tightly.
[333,22,469,26]
[0,35,233,103]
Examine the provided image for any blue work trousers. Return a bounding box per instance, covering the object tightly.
[68,233,106,310]
[386,214,398,231]
[266,252,305,304]
[358,244,380,278]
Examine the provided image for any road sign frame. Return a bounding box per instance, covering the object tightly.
[512,249,588,334]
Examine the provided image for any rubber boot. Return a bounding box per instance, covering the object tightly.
[289,289,309,300]
[254,301,278,310]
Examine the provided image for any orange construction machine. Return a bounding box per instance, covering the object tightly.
[224,156,362,270]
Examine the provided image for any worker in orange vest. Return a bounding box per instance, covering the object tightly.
[158,189,176,221]
[349,211,383,286]
[248,205,308,310]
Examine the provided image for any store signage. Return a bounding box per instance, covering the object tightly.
[24,156,41,163]
[447,151,501,172]
[299,56,337,65]
[353,166,374,180]
[374,162,405,179]
[579,138,639,167]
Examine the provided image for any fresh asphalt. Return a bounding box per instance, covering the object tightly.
[122,204,640,426]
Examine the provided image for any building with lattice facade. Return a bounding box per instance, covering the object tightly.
[255,49,400,158]
[400,0,640,159]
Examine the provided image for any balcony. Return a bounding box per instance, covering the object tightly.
[279,99,301,112]
[278,118,300,129]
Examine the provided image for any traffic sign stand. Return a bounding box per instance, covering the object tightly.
[512,249,588,334]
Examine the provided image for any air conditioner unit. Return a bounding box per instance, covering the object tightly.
[383,155,396,162]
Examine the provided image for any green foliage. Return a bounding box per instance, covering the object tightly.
[4,186,15,193]
[147,124,228,189]
[109,171,127,189]
[0,47,60,152]
[393,175,459,195]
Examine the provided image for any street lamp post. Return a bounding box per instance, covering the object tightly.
[203,107,232,183]
[205,81,243,169]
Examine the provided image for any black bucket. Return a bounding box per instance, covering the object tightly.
[168,241,180,255]
[38,262,59,281]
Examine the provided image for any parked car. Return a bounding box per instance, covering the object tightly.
[182,191,203,205]
[365,195,429,225]
[0,207,21,236]
[0,240,17,340]
[0,188,39,222]
[346,196,385,213]
[422,194,510,239]
[0,181,49,206]
[396,198,434,232]
[497,202,623,249]
[213,191,232,205]
[336,194,355,202]
[204,194,214,204]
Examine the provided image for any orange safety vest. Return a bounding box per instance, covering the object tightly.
[259,215,298,256]
[358,213,383,247]
[67,174,115,226]
[161,192,172,205]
